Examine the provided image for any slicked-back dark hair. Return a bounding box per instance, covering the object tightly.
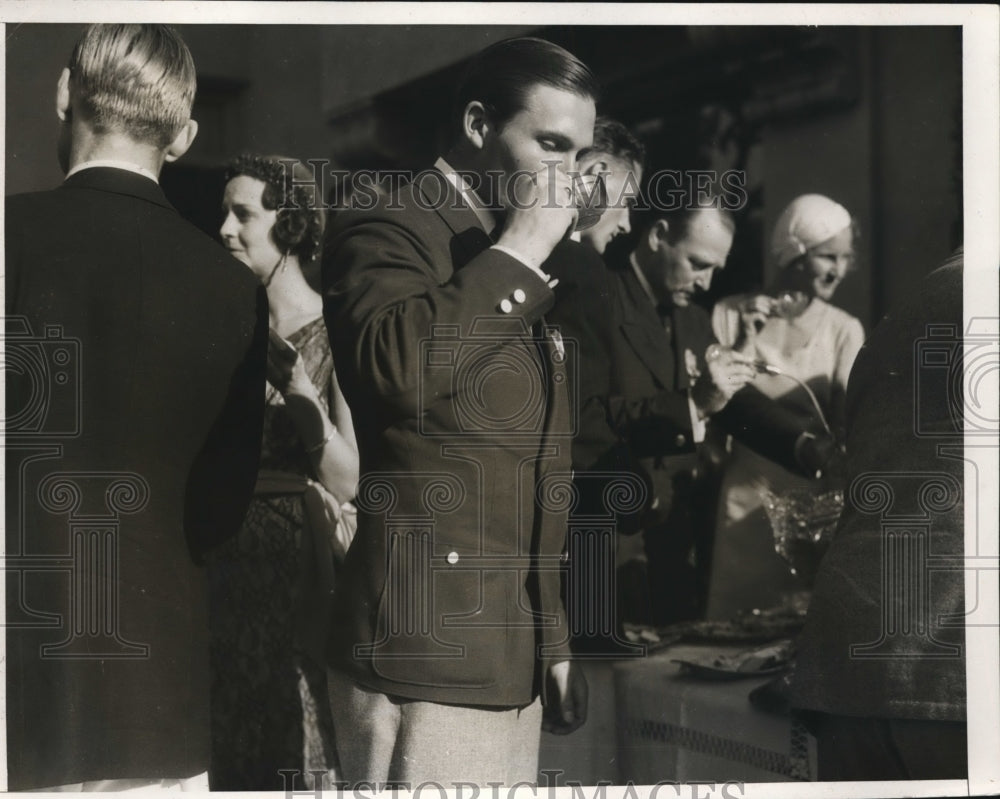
[580,116,646,171]
[453,37,598,134]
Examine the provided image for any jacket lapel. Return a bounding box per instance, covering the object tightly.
[617,267,677,389]
[417,166,552,416]
[416,169,493,268]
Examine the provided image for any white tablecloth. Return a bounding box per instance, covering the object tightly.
[538,644,816,785]
[613,643,815,783]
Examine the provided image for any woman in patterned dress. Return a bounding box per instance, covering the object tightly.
[208,154,358,789]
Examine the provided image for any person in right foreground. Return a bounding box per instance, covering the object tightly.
[706,194,865,619]
[789,248,966,780]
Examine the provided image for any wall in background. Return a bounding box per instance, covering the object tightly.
[873,26,963,319]
[761,29,875,328]
[762,26,961,328]
[5,24,962,326]
[4,24,329,193]
[3,23,536,195]
[319,25,536,118]
[4,24,80,195]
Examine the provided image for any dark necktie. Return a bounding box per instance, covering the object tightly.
[656,303,673,343]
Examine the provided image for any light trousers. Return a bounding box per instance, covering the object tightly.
[34,772,209,792]
[327,667,542,787]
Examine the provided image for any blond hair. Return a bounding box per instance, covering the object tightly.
[68,24,196,148]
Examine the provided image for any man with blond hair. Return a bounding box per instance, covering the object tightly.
[5,24,267,790]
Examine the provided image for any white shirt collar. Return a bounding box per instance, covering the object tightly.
[434,156,498,236]
[65,159,159,185]
[629,251,659,310]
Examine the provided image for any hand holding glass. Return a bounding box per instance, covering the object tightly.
[571,173,608,232]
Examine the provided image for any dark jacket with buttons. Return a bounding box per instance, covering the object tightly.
[547,243,812,623]
[322,168,574,707]
[550,245,807,517]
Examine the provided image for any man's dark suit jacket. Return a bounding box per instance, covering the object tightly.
[547,242,809,624]
[322,168,573,707]
[4,167,268,789]
[790,253,965,722]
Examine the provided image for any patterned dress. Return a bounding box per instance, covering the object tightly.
[207,317,339,790]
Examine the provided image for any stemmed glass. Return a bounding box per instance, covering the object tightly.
[572,173,607,232]
[761,486,843,587]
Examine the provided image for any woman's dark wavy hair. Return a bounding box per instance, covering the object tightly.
[453,37,598,134]
[224,154,324,263]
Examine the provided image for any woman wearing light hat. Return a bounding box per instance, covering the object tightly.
[705,194,865,620]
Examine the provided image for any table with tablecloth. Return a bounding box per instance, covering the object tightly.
[539,643,816,785]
